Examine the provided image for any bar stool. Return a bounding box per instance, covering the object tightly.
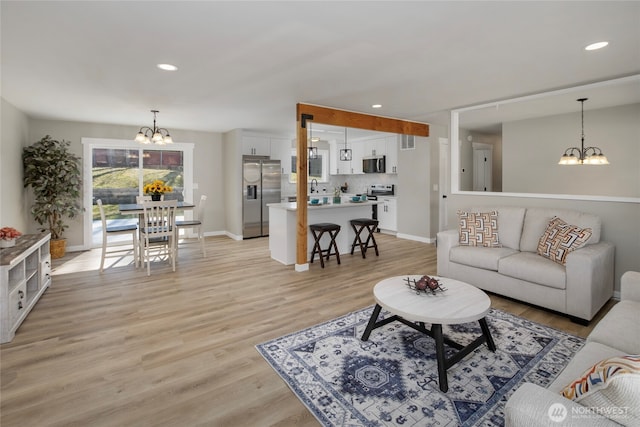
[350,218,379,258]
[310,223,341,268]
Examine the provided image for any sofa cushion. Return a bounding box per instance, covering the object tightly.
[548,341,624,393]
[471,206,525,250]
[560,355,640,427]
[457,210,501,247]
[450,246,518,271]
[498,252,566,289]
[588,301,640,355]
[520,208,601,253]
[537,217,593,265]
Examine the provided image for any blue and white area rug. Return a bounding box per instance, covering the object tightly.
[256,306,584,427]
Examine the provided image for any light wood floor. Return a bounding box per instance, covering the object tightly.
[0,235,615,426]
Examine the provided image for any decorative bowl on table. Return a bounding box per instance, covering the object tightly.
[351,196,361,202]
[310,199,320,204]
[404,275,447,295]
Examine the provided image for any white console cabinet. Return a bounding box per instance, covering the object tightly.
[1,233,52,343]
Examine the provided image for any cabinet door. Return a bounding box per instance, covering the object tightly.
[242,136,271,156]
[363,137,387,157]
[386,136,399,174]
[270,138,292,174]
[378,198,397,231]
[350,143,364,174]
[329,141,340,175]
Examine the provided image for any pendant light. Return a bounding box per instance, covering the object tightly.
[558,98,609,165]
[340,127,352,161]
[135,110,173,145]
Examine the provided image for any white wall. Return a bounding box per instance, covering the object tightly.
[502,103,639,197]
[27,118,223,249]
[0,98,30,233]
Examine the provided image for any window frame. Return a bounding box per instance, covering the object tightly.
[81,138,194,250]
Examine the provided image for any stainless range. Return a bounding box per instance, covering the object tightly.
[365,184,395,225]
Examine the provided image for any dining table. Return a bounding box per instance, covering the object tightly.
[118,201,195,215]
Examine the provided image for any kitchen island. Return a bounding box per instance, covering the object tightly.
[268,200,381,267]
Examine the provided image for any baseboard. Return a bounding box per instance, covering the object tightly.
[396,233,435,244]
[224,231,243,241]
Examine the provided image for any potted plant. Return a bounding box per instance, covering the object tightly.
[23,135,82,258]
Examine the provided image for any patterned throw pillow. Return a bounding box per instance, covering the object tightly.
[457,211,501,247]
[537,217,592,265]
[560,355,640,426]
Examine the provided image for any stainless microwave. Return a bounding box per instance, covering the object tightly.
[363,155,386,173]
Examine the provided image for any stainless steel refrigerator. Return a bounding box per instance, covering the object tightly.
[242,157,281,238]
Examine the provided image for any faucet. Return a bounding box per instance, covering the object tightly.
[310,179,318,193]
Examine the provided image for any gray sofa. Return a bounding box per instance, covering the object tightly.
[505,271,640,426]
[437,207,615,323]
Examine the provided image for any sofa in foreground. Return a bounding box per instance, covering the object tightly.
[437,207,615,323]
[505,271,640,426]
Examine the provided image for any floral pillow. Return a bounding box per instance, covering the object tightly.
[560,355,640,426]
[457,210,501,248]
[537,217,592,265]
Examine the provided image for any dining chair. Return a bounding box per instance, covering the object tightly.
[140,200,178,276]
[176,195,207,257]
[97,199,139,272]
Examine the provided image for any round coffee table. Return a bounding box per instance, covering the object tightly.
[361,275,496,392]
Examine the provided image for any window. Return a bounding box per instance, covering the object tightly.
[289,149,328,183]
[82,138,193,249]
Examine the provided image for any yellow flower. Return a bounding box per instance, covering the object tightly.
[144,180,172,195]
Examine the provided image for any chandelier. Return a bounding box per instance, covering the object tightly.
[135,110,173,145]
[558,98,609,165]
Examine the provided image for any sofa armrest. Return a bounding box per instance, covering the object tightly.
[565,241,615,321]
[621,271,640,302]
[436,229,459,278]
[505,383,619,426]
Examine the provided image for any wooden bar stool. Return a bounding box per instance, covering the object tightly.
[310,223,341,268]
[350,218,379,258]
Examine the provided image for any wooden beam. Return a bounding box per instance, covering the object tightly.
[297,103,429,137]
[294,103,430,270]
[295,108,309,266]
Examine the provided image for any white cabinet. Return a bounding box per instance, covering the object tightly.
[329,141,362,175]
[386,136,399,174]
[363,137,387,157]
[1,233,52,343]
[270,138,293,174]
[242,136,271,156]
[350,143,364,174]
[378,197,397,232]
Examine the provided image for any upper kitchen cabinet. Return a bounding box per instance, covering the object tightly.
[270,138,293,174]
[242,136,271,156]
[386,136,399,174]
[329,141,363,175]
[363,137,387,157]
[350,143,364,174]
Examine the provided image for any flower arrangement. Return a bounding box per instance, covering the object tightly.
[143,180,173,196]
[0,227,22,241]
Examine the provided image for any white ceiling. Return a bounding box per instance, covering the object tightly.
[2,1,639,137]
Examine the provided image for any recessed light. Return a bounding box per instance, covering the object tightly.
[157,63,178,71]
[585,41,608,51]
[372,104,382,109]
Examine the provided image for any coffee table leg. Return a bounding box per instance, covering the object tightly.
[479,318,496,352]
[361,304,382,341]
[432,324,448,393]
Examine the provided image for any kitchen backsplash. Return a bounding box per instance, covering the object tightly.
[281,173,398,196]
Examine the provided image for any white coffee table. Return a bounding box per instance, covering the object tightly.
[361,275,496,392]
